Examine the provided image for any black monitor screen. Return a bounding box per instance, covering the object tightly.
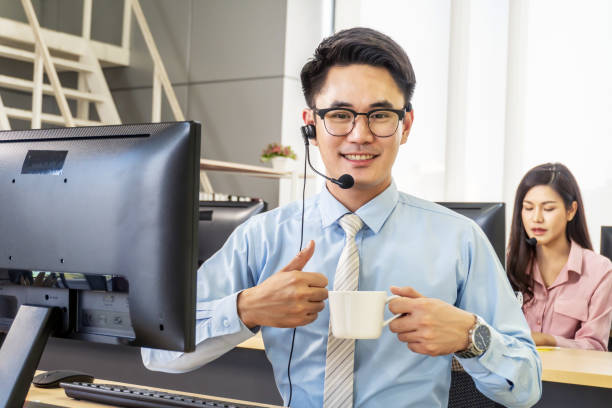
[437,202,506,267]
[0,121,200,352]
[601,226,612,262]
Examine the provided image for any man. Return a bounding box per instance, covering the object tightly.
[143,27,541,407]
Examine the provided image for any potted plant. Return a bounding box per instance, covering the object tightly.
[260,143,297,171]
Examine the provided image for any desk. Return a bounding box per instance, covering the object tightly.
[239,334,612,389]
[33,335,609,407]
[26,371,282,408]
[537,348,612,388]
[238,332,265,350]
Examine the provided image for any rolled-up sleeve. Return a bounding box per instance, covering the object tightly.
[457,224,542,407]
[142,292,256,373]
[459,323,542,407]
[142,219,262,373]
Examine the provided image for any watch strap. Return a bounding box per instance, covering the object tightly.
[455,315,485,359]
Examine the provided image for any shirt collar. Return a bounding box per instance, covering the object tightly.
[532,240,583,288]
[318,181,399,234]
[566,240,584,275]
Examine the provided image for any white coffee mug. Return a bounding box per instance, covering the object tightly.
[328,291,401,339]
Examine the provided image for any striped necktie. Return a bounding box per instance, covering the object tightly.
[323,213,364,408]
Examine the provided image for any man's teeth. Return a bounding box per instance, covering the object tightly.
[344,154,374,160]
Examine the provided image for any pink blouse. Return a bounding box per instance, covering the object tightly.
[522,241,612,351]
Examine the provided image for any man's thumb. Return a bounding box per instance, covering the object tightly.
[279,240,315,272]
[390,285,423,298]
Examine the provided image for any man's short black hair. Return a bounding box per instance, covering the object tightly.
[300,27,416,109]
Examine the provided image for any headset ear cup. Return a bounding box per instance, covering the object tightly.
[302,124,316,139]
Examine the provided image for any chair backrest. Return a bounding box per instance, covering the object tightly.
[448,358,503,408]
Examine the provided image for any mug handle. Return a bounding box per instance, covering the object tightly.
[382,295,401,326]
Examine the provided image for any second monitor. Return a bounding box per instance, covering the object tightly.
[601,226,612,262]
[437,202,506,267]
[198,199,267,266]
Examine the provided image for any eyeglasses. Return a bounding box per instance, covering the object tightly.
[314,107,406,138]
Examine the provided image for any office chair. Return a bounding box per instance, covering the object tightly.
[448,357,505,408]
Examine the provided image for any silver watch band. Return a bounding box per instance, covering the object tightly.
[455,315,484,359]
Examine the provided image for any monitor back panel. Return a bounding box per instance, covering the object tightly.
[601,226,612,261]
[0,122,200,351]
[437,202,506,267]
[198,200,266,265]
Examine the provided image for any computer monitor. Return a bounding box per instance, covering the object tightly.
[437,202,506,267]
[601,226,612,262]
[0,121,200,405]
[198,200,267,266]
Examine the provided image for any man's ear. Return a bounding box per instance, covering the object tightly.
[400,109,414,145]
[302,108,318,146]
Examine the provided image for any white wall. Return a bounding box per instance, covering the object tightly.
[337,0,452,200]
[515,0,612,251]
[335,0,612,251]
[278,0,334,206]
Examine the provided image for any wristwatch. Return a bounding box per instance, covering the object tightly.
[455,315,491,359]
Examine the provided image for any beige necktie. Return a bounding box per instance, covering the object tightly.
[323,213,364,408]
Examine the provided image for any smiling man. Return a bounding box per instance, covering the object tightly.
[142,28,541,407]
[305,64,408,211]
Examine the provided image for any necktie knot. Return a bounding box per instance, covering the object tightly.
[338,213,363,239]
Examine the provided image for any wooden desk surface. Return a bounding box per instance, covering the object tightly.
[537,347,612,389]
[237,334,612,388]
[26,371,282,408]
[238,332,265,350]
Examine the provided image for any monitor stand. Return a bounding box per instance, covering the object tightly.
[0,305,60,407]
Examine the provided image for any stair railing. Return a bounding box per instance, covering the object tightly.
[21,0,75,127]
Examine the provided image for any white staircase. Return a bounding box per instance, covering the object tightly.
[0,0,124,129]
[0,0,214,192]
[0,0,299,198]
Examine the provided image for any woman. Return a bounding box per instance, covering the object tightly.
[506,163,612,350]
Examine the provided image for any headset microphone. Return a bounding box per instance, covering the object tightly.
[525,237,537,246]
[300,125,355,189]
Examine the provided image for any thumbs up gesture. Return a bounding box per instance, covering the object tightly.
[237,240,329,328]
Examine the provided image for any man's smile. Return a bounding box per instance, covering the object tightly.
[341,153,379,161]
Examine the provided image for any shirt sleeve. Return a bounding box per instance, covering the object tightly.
[141,292,256,373]
[456,225,542,408]
[553,269,612,351]
[141,220,261,373]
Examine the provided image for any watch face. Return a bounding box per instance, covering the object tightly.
[474,325,491,352]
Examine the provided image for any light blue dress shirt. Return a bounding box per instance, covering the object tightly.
[142,181,542,407]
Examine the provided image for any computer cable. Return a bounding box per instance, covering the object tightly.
[286,143,308,407]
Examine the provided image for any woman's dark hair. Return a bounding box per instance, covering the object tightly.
[300,27,416,109]
[506,163,592,303]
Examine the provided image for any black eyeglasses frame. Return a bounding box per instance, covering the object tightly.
[313,107,407,138]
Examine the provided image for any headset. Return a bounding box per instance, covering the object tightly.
[300,124,355,189]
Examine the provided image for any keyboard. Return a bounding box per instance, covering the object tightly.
[61,382,263,408]
[199,192,262,202]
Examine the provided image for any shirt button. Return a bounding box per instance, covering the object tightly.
[223,318,230,328]
[537,320,541,325]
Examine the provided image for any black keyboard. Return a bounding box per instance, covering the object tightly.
[199,192,262,203]
[61,382,263,408]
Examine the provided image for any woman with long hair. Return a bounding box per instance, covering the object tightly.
[506,163,612,350]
